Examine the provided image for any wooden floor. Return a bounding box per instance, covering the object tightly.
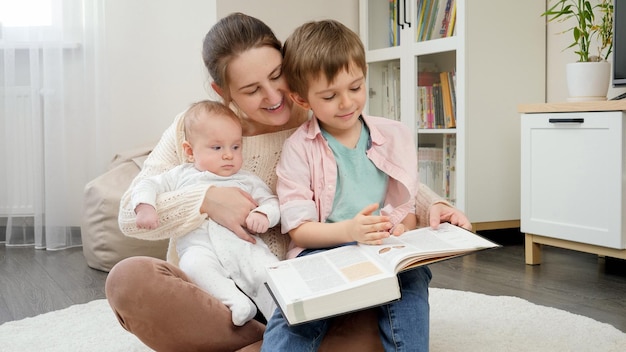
[1,229,626,333]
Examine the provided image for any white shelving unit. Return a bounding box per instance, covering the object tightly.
[359,0,546,229]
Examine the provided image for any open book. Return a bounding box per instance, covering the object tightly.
[265,223,500,325]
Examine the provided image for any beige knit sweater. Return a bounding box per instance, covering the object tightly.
[118,112,446,265]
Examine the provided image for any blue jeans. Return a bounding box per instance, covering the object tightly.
[261,247,432,352]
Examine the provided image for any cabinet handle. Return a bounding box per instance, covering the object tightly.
[548,118,585,124]
[396,0,404,29]
[403,0,411,27]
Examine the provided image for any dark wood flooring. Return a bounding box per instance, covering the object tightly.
[1,229,626,332]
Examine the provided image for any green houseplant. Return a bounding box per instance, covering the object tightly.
[543,0,613,62]
[542,0,614,100]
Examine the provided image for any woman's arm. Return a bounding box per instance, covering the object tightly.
[118,113,258,242]
[118,113,208,240]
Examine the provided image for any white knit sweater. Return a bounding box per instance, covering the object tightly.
[118,112,445,265]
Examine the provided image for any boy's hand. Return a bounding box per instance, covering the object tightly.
[349,203,392,245]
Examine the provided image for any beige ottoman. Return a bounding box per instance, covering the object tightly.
[81,145,168,272]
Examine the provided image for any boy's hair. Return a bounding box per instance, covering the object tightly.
[183,100,241,141]
[282,19,367,98]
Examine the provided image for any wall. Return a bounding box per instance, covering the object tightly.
[105,0,358,157]
[216,0,358,43]
[105,0,216,156]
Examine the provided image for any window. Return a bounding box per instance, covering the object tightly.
[0,0,52,27]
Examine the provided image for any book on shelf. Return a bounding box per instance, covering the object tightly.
[439,71,456,128]
[422,0,439,41]
[418,147,444,197]
[264,223,500,325]
[432,83,445,128]
[444,134,457,203]
[415,0,428,42]
[417,70,456,129]
[389,0,400,46]
[381,62,401,121]
[446,0,457,37]
[415,0,457,42]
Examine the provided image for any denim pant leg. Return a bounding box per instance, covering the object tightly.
[261,307,330,352]
[377,266,432,352]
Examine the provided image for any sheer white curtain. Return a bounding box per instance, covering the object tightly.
[1,0,107,250]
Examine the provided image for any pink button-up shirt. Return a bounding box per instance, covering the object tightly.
[276,114,419,258]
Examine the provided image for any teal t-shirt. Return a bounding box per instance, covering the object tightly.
[321,119,389,223]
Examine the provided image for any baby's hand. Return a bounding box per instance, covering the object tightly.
[135,203,159,229]
[245,212,270,234]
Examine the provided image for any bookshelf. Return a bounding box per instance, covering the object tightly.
[359,0,545,229]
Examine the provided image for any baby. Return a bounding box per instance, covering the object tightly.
[131,100,278,326]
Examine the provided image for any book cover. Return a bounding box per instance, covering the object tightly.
[446,0,457,37]
[439,71,456,128]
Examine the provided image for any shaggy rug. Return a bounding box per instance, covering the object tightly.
[1,288,625,351]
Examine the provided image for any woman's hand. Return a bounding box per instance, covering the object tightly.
[428,203,472,231]
[201,186,258,243]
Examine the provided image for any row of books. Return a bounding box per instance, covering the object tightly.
[417,70,456,129]
[380,61,401,121]
[388,0,401,46]
[418,134,456,204]
[388,0,457,46]
[416,0,457,42]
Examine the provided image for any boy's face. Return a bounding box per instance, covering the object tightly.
[185,113,243,177]
[293,62,366,136]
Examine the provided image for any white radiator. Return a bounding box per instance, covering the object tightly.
[1,86,38,216]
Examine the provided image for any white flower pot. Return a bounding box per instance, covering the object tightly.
[566,61,611,102]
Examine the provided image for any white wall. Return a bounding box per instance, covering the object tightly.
[216,1,358,43]
[104,0,216,156]
[105,0,358,157]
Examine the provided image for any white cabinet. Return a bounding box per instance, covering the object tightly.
[359,0,545,229]
[519,102,626,265]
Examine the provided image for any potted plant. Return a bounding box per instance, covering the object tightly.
[543,0,614,101]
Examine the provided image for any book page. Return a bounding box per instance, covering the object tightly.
[399,223,496,251]
[356,223,499,271]
[266,245,392,300]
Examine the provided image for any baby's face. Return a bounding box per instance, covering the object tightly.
[189,113,244,177]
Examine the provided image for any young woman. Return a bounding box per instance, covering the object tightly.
[106,12,471,352]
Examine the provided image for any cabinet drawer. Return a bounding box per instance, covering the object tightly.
[520,111,626,249]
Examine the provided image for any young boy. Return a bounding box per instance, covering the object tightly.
[261,20,431,351]
[131,100,279,326]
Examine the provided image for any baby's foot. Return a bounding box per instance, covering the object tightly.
[231,300,257,326]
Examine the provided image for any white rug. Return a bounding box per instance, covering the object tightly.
[1,288,625,351]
